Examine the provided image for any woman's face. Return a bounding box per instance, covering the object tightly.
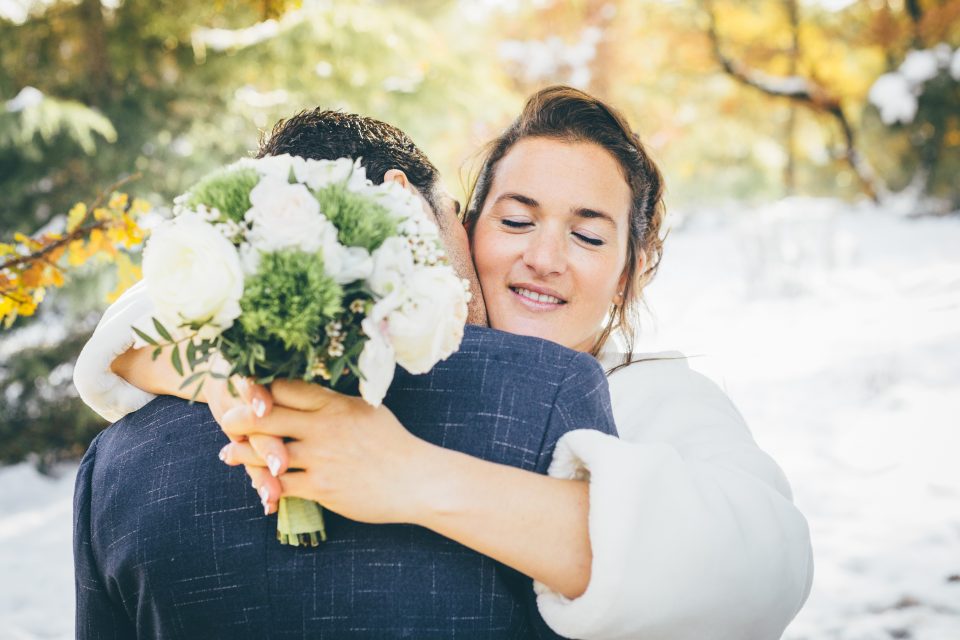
[471,137,632,352]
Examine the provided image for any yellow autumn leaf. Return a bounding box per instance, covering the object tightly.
[67,203,88,233]
[108,192,129,211]
[67,239,88,266]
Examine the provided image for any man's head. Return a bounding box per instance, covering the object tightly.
[257,109,486,324]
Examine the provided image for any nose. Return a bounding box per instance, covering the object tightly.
[522,227,567,277]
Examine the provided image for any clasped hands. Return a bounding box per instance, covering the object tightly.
[207,363,435,525]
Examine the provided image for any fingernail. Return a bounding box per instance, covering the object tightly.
[259,486,270,514]
[252,398,266,418]
[266,454,281,477]
[218,444,230,462]
[251,478,257,489]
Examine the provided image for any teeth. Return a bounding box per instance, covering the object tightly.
[514,287,563,304]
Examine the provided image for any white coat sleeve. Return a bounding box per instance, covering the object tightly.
[535,358,814,640]
[73,281,158,422]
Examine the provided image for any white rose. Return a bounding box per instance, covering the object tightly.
[368,236,414,296]
[386,266,467,374]
[252,154,296,181]
[357,316,396,406]
[142,213,244,334]
[293,157,363,191]
[245,176,330,253]
[333,245,373,284]
[345,159,372,192]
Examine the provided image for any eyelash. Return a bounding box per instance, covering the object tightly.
[500,219,605,246]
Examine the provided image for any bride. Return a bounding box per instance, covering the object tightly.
[75,86,813,639]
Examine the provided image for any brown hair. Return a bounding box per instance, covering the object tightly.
[463,86,666,365]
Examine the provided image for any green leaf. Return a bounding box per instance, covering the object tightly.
[171,344,184,376]
[133,326,158,346]
[186,340,198,369]
[329,358,346,386]
[151,346,162,361]
[178,370,207,390]
[153,318,174,343]
[226,378,238,397]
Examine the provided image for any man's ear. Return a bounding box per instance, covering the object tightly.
[383,169,413,192]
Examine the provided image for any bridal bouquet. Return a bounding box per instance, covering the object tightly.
[134,154,469,546]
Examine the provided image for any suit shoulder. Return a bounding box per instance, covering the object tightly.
[95,395,215,459]
[460,325,583,375]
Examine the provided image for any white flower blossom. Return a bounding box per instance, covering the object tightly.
[387,266,468,374]
[141,213,245,338]
[357,314,396,406]
[244,176,330,253]
[333,246,374,284]
[293,157,357,190]
[368,236,415,296]
[251,153,296,181]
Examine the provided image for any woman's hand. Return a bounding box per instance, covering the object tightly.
[218,380,437,525]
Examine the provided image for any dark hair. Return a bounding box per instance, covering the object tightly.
[257,108,443,215]
[464,86,666,364]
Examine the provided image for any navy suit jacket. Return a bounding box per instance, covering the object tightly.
[74,326,617,639]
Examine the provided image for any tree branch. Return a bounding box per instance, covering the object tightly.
[703,0,883,202]
[0,174,140,273]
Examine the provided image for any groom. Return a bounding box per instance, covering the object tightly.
[74,109,617,639]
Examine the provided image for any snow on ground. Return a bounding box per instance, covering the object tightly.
[1,197,958,639]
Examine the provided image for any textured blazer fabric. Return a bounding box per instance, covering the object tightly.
[74,325,617,639]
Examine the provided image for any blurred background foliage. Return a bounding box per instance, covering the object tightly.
[1,0,958,468]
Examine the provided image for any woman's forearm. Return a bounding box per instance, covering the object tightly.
[411,443,592,599]
[110,346,203,402]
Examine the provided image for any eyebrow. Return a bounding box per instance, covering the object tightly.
[494,192,618,228]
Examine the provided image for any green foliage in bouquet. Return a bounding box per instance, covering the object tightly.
[237,250,343,352]
[183,167,261,223]
[313,184,397,251]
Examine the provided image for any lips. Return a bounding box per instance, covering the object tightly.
[509,283,567,306]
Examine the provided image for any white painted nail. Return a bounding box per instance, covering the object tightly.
[252,398,266,418]
[259,486,270,515]
[266,454,281,478]
[218,444,229,462]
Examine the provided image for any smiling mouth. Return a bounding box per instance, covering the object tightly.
[510,286,567,305]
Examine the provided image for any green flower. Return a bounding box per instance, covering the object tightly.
[237,250,343,352]
[314,184,397,251]
[183,167,260,223]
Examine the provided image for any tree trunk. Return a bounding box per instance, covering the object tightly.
[80,0,112,108]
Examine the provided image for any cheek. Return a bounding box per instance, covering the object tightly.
[471,223,512,286]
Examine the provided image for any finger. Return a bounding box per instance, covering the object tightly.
[218,441,266,467]
[248,434,288,478]
[270,379,340,412]
[277,470,313,501]
[248,381,274,419]
[245,465,281,515]
[219,404,315,440]
[231,375,274,419]
[282,440,317,471]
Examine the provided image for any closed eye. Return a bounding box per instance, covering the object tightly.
[501,219,532,229]
[573,232,604,246]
